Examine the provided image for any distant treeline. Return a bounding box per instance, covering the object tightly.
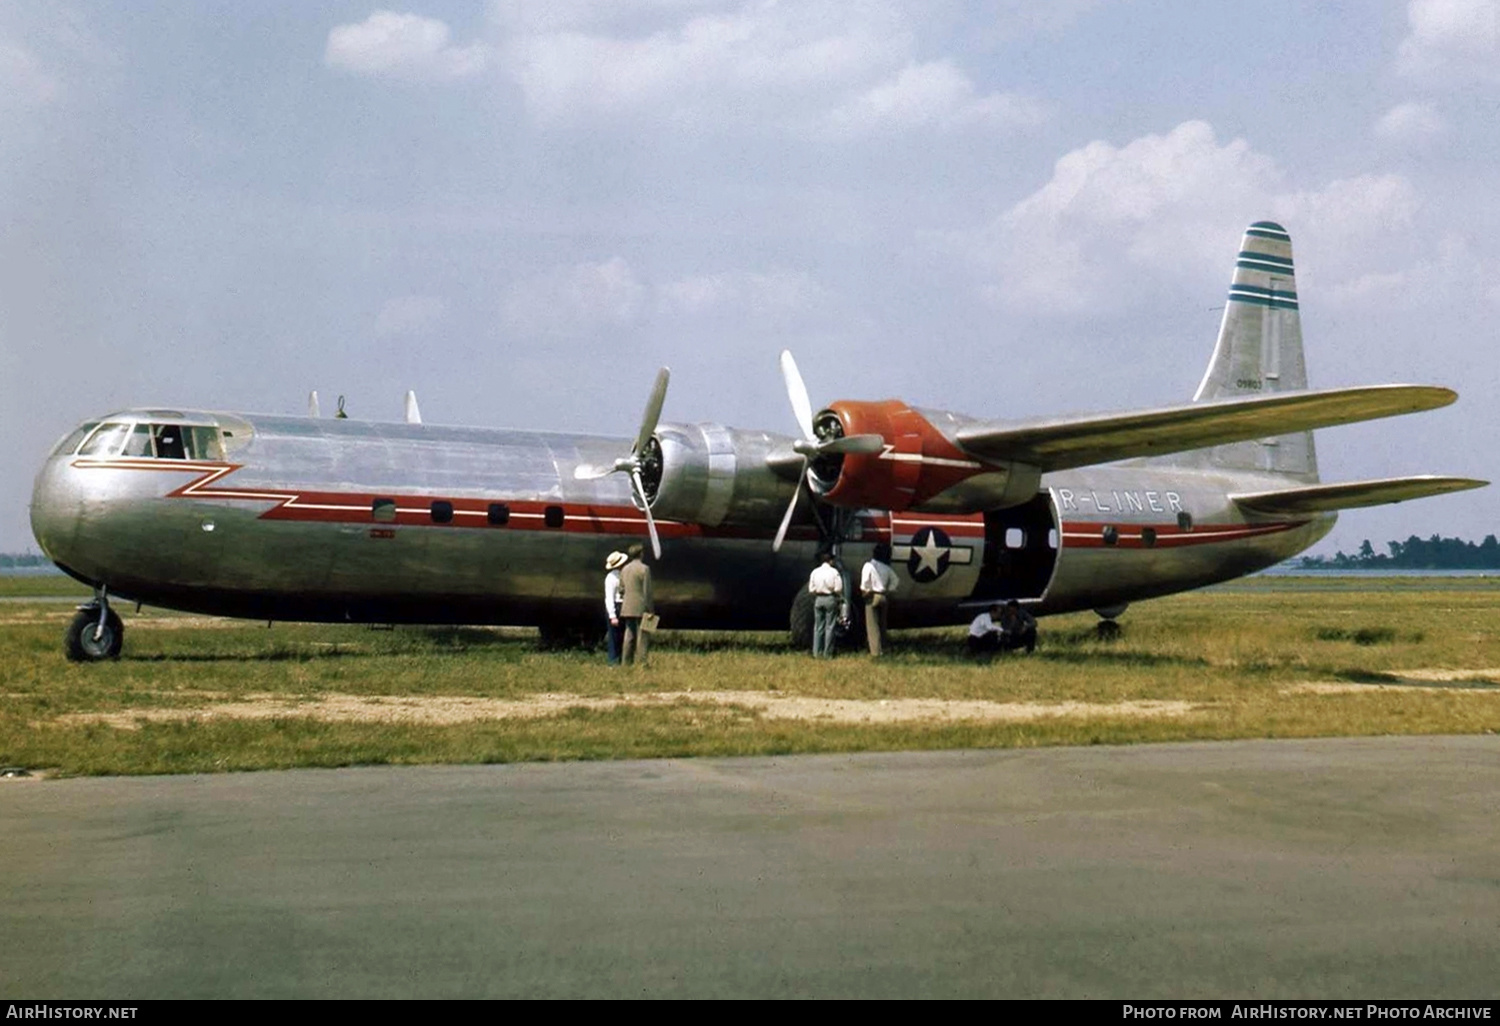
[1299,534,1500,570]
[0,553,52,569]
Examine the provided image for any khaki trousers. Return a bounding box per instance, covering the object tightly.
[622,617,649,666]
[864,593,889,657]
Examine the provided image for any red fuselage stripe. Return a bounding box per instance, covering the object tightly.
[71,459,1304,548]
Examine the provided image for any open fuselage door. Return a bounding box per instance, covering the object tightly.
[968,491,1058,604]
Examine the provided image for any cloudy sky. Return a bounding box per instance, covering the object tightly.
[2,0,1497,555]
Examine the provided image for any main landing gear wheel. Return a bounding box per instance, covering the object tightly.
[789,588,815,651]
[788,589,864,653]
[65,607,124,662]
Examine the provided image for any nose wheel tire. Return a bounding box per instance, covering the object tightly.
[65,608,124,662]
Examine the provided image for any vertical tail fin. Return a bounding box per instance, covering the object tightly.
[1185,221,1318,480]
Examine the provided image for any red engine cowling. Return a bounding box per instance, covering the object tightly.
[810,399,990,512]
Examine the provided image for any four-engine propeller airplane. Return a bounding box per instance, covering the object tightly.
[30,222,1486,660]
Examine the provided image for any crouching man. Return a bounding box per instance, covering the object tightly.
[998,600,1036,654]
[967,600,1036,660]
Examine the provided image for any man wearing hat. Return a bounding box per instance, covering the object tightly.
[603,551,627,665]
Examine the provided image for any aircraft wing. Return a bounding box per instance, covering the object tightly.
[1229,475,1487,516]
[954,385,1456,472]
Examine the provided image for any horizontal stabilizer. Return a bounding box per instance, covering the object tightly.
[955,385,1456,472]
[1230,475,1487,516]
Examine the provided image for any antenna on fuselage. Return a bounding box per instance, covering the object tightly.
[336,395,348,419]
[308,391,321,418]
[404,390,422,424]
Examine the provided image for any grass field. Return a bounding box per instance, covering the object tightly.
[2,576,1498,776]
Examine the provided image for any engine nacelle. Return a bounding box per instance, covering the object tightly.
[810,400,1040,514]
[644,423,800,529]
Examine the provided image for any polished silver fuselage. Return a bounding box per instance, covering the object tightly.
[30,411,1332,629]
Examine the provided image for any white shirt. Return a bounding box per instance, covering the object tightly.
[604,569,623,619]
[968,611,1001,638]
[860,559,897,595]
[808,563,844,595]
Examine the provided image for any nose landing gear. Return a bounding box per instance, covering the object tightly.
[64,586,123,662]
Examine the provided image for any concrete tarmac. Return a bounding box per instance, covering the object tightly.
[3,736,1498,999]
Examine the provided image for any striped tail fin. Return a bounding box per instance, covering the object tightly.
[1185,221,1318,480]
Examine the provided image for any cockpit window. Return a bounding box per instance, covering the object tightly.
[70,421,226,460]
[51,422,99,457]
[122,424,154,457]
[188,426,225,460]
[78,423,132,457]
[154,425,186,459]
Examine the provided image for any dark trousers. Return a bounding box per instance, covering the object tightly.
[606,620,624,665]
[1001,626,1037,653]
[966,633,1002,658]
[967,627,1036,659]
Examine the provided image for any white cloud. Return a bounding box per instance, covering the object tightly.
[500,257,647,337]
[1272,174,1419,242]
[828,61,1049,135]
[325,11,489,81]
[959,121,1422,316]
[489,0,1044,136]
[501,3,902,122]
[374,295,448,338]
[1397,0,1500,81]
[1374,101,1449,142]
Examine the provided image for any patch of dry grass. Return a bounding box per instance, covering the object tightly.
[2,578,1499,776]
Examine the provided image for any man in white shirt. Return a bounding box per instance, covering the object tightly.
[968,600,1038,660]
[967,603,1005,660]
[603,551,627,665]
[807,550,844,657]
[859,543,898,657]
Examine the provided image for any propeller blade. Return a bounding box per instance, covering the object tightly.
[820,432,885,455]
[632,367,671,457]
[772,466,807,553]
[631,469,662,559]
[573,463,615,480]
[779,350,815,440]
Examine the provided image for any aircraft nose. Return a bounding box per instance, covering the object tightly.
[30,455,83,569]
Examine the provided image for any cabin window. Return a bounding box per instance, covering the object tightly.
[1004,527,1025,549]
[430,500,454,524]
[1177,511,1194,532]
[1141,527,1157,548]
[1101,525,1119,546]
[51,422,99,457]
[544,505,565,528]
[372,498,397,523]
[78,423,132,457]
[487,503,510,526]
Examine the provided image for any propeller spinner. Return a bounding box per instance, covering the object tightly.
[772,351,883,551]
[574,367,671,559]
